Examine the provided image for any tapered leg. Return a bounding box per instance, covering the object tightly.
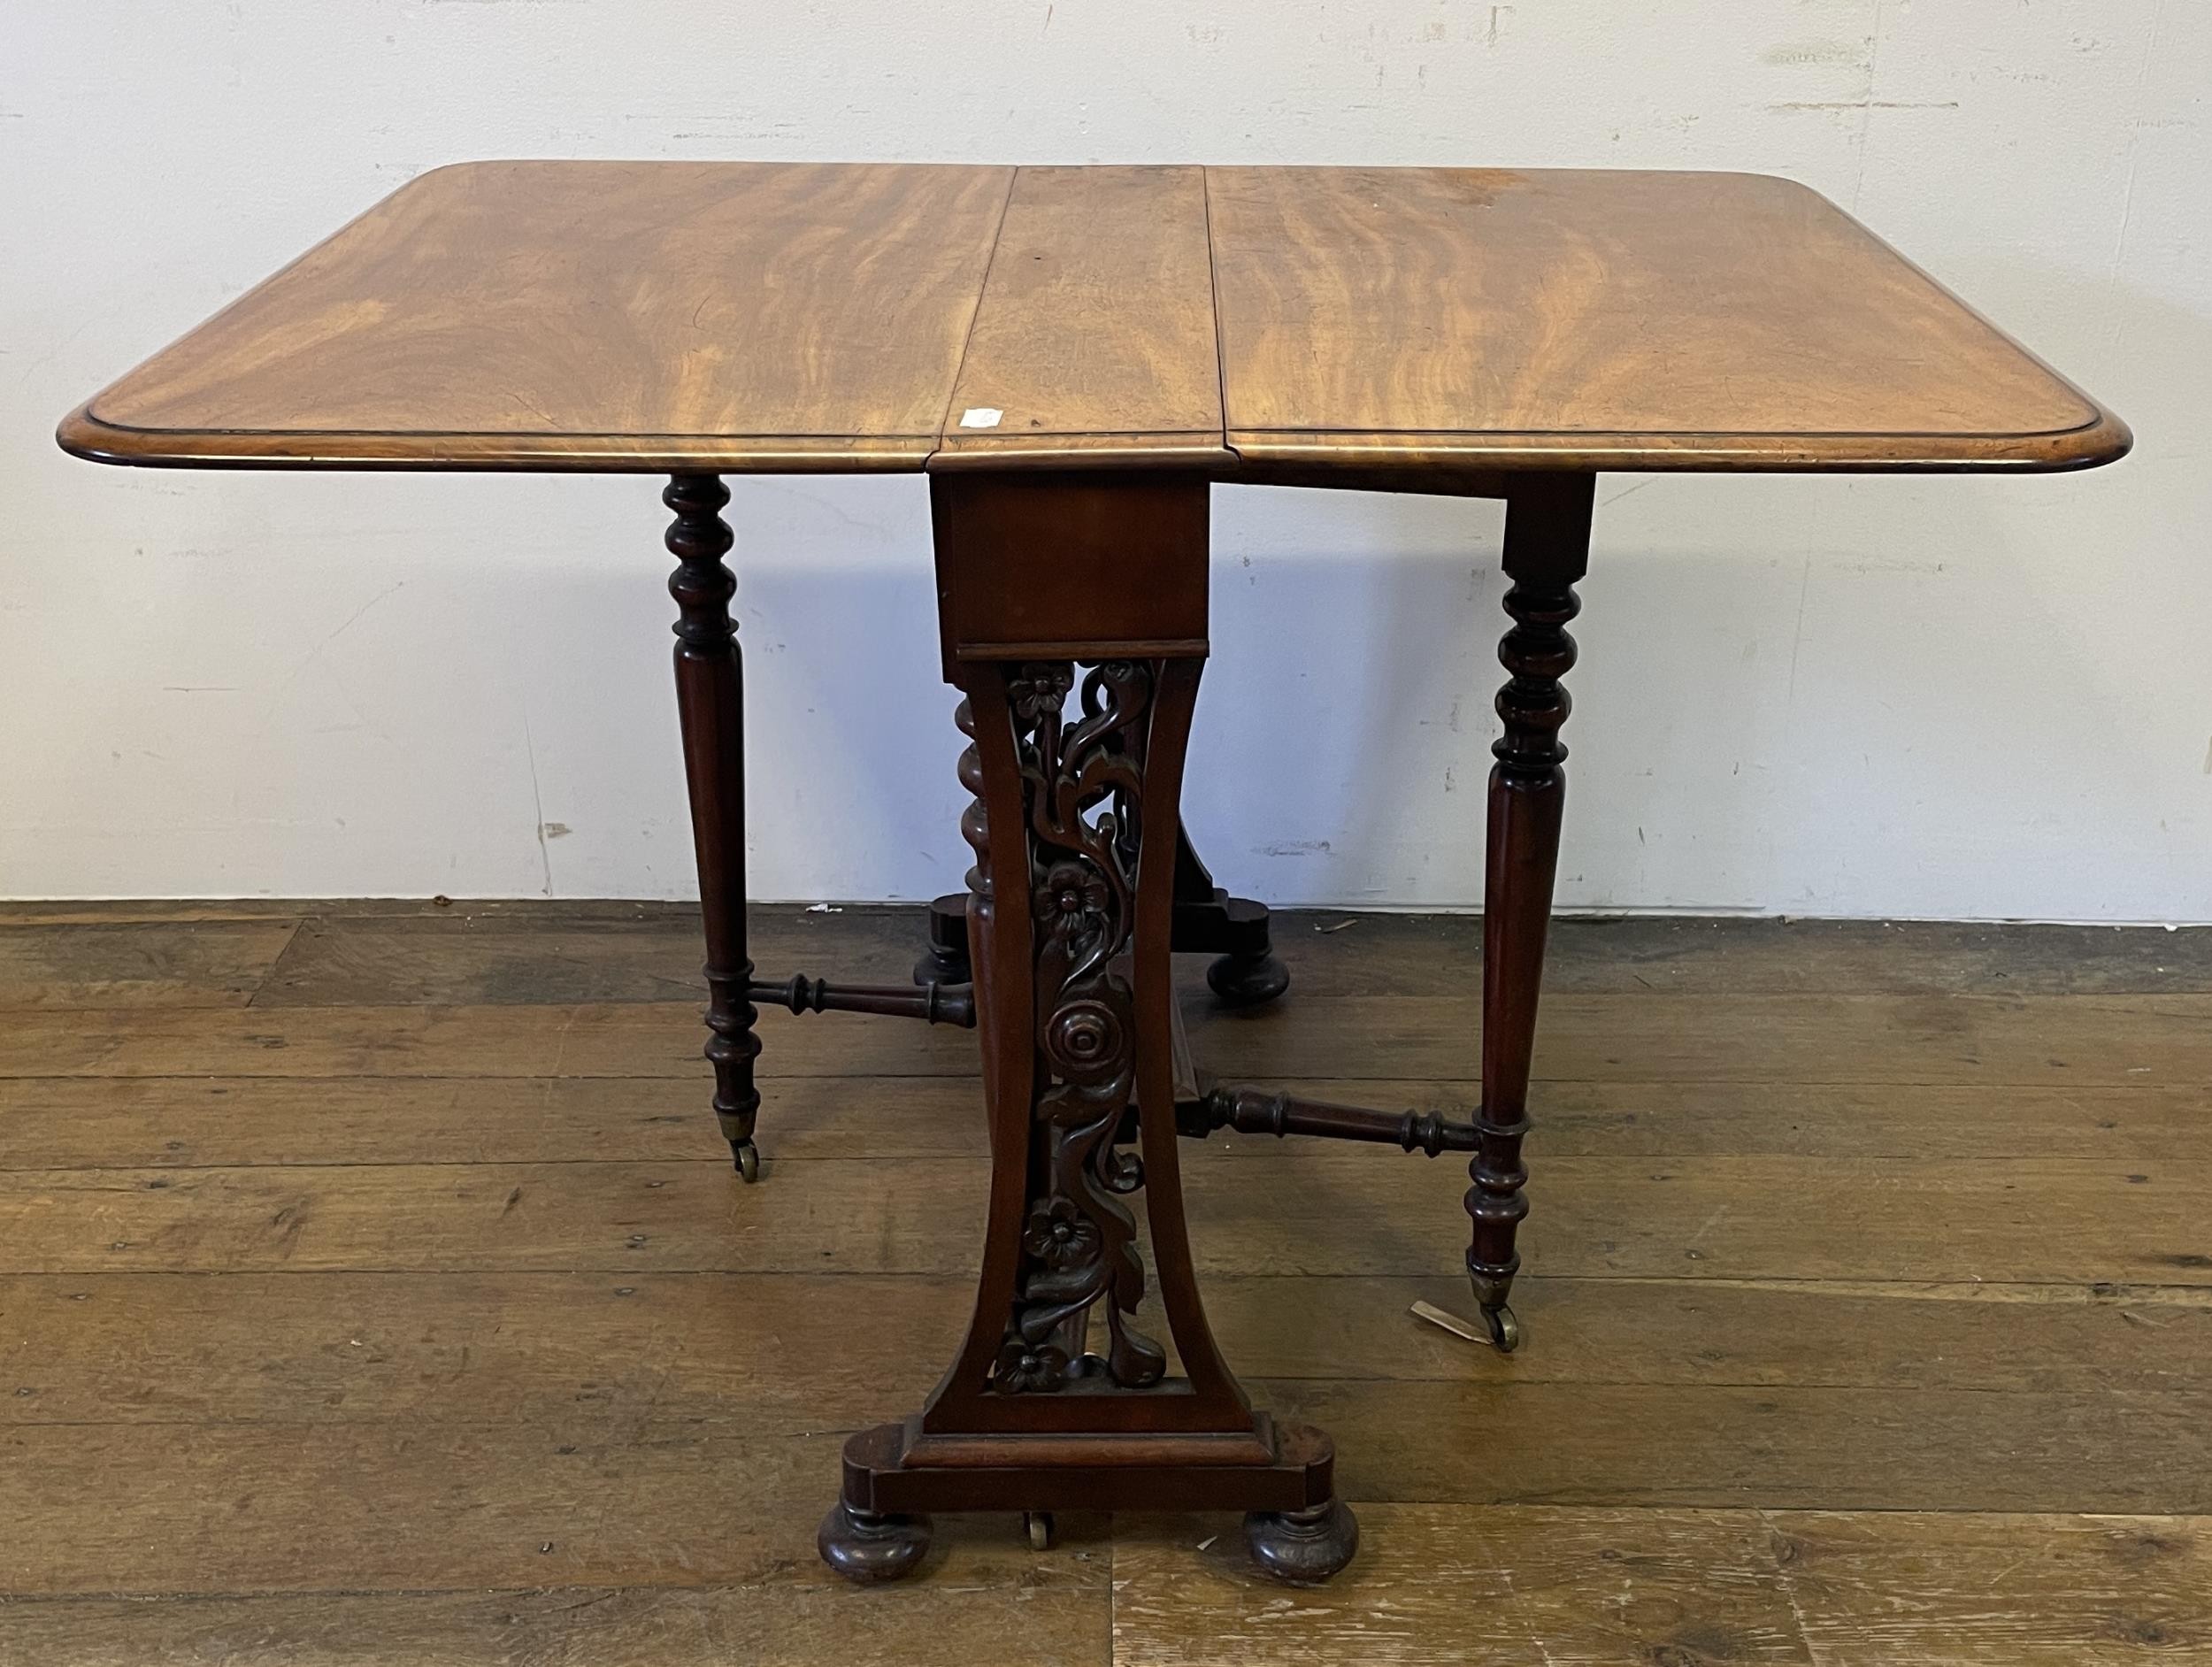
[1468,472,1594,1350]
[666,473,762,1182]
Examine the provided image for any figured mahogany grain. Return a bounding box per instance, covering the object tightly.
[1205,166,2126,472]
[59,163,2129,479]
[935,165,1226,467]
[62,161,1012,472]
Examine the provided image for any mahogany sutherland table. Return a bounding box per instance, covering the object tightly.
[61,162,2128,1584]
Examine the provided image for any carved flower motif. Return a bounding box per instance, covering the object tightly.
[1011,664,1072,726]
[1023,1196,1101,1270]
[994,1337,1069,1394]
[1037,861,1110,935]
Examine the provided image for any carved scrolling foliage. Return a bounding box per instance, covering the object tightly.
[989,660,1167,1394]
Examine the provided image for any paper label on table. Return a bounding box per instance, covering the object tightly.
[958,407,1003,429]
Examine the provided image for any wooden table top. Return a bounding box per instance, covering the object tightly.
[60,162,2127,480]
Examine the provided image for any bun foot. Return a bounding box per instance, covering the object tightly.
[1244,1499,1359,1585]
[916,893,973,987]
[912,943,972,987]
[1206,950,1290,1008]
[818,1502,930,1582]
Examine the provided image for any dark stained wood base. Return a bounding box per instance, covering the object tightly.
[828,1417,1346,1583]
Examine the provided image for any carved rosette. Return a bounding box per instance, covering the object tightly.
[988,660,1167,1394]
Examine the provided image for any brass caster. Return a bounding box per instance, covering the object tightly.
[1023,1510,1056,1552]
[732,1140,761,1184]
[1481,1302,1520,1353]
[818,1502,931,1582]
[1206,950,1290,1008]
[1244,1499,1359,1584]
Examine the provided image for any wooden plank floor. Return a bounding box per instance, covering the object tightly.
[1,903,2207,1665]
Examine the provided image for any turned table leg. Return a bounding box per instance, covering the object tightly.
[665,473,763,1182]
[1467,472,1594,1350]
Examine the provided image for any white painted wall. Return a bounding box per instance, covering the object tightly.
[4,1,2205,918]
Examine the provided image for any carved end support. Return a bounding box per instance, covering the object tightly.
[954,660,1172,1398]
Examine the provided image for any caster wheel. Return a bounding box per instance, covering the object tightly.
[732,1141,761,1184]
[1244,1499,1359,1585]
[1023,1510,1056,1552]
[1481,1303,1520,1353]
[1206,950,1291,1008]
[818,1502,931,1582]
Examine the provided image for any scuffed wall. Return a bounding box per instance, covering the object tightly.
[4,1,2203,918]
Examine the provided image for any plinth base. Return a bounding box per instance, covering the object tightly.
[822,1416,1353,1583]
